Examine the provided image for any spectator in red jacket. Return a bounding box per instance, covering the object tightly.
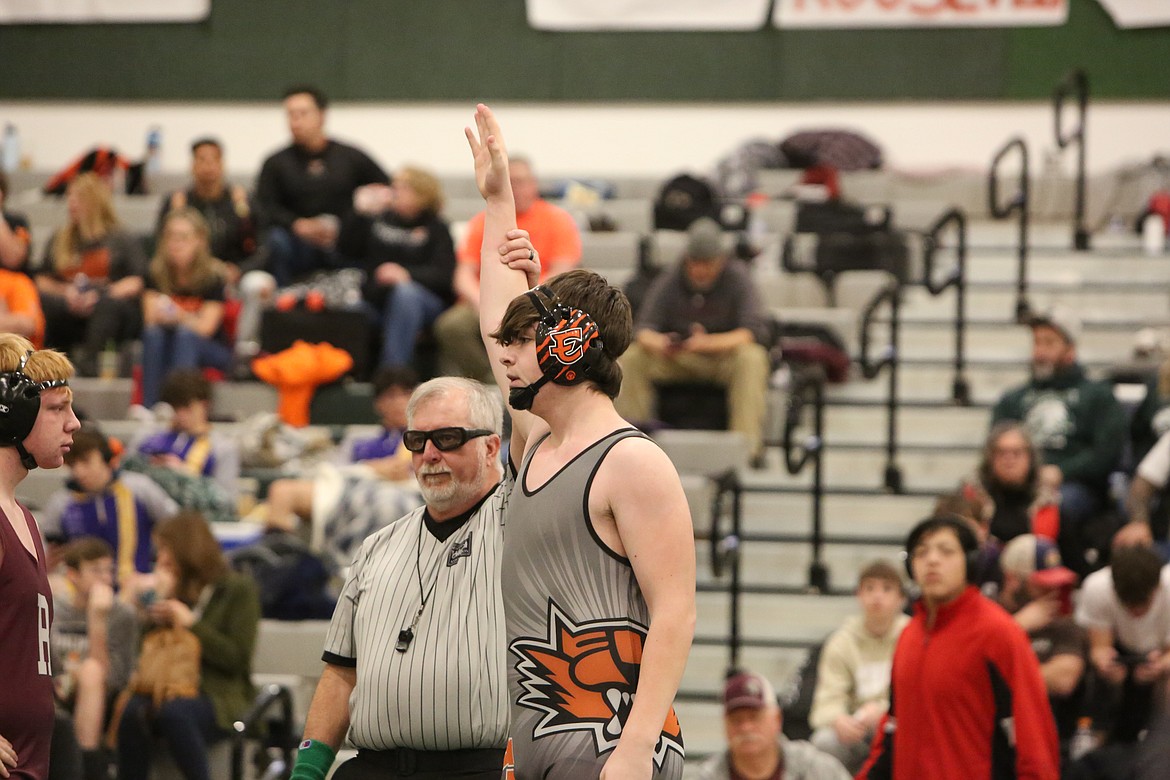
[858,515,1060,780]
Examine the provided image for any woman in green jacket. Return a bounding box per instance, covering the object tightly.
[116,511,260,780]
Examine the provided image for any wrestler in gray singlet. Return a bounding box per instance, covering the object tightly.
[502,428,685,779]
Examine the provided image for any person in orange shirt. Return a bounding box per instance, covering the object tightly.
[0,268,45,347]
[433,156,581,381]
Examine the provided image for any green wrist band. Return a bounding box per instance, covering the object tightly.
[290,739,336,780]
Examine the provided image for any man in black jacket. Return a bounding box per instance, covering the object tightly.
[256,85,388,287]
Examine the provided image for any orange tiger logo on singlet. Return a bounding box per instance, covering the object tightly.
[510,600,684,768]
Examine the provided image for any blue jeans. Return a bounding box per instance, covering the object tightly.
[141,325,233,407]
[265,226,339,287]
[377,281,447,368]
[116,694,223,780]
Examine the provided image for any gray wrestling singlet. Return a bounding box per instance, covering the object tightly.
[502,428,685,779]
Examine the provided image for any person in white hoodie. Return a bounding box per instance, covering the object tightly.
[809,560,909,774]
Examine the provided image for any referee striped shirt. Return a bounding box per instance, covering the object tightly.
[323,482,509,751]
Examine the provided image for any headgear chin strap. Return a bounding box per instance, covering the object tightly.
[0,351,69,470]
[508,286,604,412]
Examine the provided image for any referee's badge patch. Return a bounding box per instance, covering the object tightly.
[447,533,473,566]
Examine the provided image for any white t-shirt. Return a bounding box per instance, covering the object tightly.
[1075,564,1170,653]
[1137,430,1170,488]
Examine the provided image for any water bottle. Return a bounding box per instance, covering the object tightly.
[1143,213,1165,256]
[1069,717,1096,761]
[145,126,163,176]
[99,341,119,381]
[1,124,19,173]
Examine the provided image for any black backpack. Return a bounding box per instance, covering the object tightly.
[653,173,719,231]
[230,532,338,620]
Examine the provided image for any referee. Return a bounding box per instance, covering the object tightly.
[290,377,509,780]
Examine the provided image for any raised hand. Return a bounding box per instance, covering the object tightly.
[499,229,541,289]
[464,104,511,202]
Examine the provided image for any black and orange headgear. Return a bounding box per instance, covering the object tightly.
[509,285,604,411]
[0,351,69,469]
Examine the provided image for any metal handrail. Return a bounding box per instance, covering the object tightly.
[231,683,294,780]
[988,136,1031,322]
[782,369,829,593]
[708,469,742,672]
[857,280,904,493]
[1054,68,1090,251]
[922,207,971,405]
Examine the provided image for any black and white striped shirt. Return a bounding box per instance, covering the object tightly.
[323,483,508,751]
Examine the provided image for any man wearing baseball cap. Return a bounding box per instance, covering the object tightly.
[997,534,1088,747]
[616,216,771,464]
[991,306,1126,576]
[698,671,850,780]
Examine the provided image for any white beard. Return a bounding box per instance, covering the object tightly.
[417,454,489,513]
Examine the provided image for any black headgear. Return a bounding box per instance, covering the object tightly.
[508,285,604,412]
[0,351,68,470]
[903,515,981,585]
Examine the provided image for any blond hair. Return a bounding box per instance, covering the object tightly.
[149,208,226,295]
[50,173,120,275]
[396,166,445,215]
[0,333,74,391]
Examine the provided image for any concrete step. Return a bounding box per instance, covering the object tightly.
[965,222,1141,251]
[888,321,1139,362]
[682,643,810,699]
[959,253,1170,285]
[71,377,134,420]
[673,701,727,763]
[731,491,934,538]
[17,468,69,511]
[698,539,905,592]
[815,403,989,447]
[826,364,1023,405]
[901,282,1169,319]
[742,447,974,495]
[697,591,855,644]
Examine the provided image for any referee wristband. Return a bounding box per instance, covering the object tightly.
[290,739,336,780]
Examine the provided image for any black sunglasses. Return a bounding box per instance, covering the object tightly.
[402,427,493,453]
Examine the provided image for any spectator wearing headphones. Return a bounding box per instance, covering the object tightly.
[857,516,1060,780]
[39,428,178,585]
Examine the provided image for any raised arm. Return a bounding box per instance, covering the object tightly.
[465,104,542,457]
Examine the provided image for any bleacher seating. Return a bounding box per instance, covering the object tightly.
[12,158,1168,771]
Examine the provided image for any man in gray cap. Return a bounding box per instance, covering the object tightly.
[991,306,1126,575]
[699,671,851,780]
[616,217,770,463]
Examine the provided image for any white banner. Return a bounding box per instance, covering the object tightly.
[774,0,1068,29]
[0,0,210,24]
[1093,0,1170,29]
[527,0,771,30]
